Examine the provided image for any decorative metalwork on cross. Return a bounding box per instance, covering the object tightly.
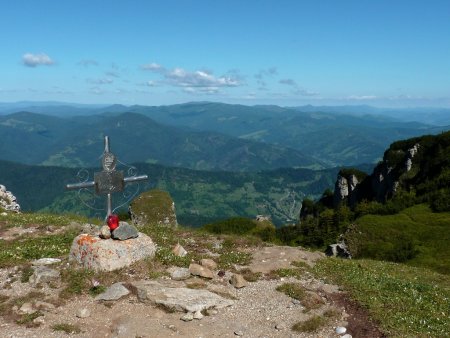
[66,136,148,218]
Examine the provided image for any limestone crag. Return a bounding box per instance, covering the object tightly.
[0,184,21,213]
[328,142,422,210]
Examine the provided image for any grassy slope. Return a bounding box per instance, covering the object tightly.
[354,204,450,274]
[313,258,449,337]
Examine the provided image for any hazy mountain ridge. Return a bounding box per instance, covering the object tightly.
[0,111,321,171]
[1,102,448,167]
[97,102,449,166]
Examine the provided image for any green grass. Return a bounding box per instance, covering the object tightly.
[350,204,450,274]
[0,229,79,267]
[52,323,82,334]
[292,315,327,332]
[313,257,450,337]
[276,282,306,300]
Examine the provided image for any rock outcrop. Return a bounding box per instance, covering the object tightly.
[129,189,178,228]
[69,233,156,271]
[330,142,422,209]
[0,184,21,213]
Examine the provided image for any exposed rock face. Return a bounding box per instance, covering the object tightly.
[69,233,156,271]
[130,280,234,313]
[129,189,178,228]
[333,174,360,207]
[328,142,422,210]
[0,184,21,213]
[325,242,352,259]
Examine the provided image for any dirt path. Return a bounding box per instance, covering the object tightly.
[0,245,384,338]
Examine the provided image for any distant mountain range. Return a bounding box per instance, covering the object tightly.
[0,111,320,171]
[0,102,448,168]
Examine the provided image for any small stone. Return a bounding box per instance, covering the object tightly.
[200,258,217,270]
[336,326,347,334]
[29,266,60,286]
[234,330,244,336]
[34,301,55,312]
[33,316,45,325]
[217,270,226,277]
[1,212,7,216]
[206,309,218,316]
[342,335,352,338]
[167,267,191,281]
[111,222,139,240]
[76,308,91,318]
[292,299,301,305]
[32,258,61,266]
[230,274,247,288]
[189,263,214,279]
[275,323,286,330]
[99,225,111,239]
[168,324,177,331]
[19,302,34,314]
[193,310,204,320]
[181,312,194,321]
[95,282,130,301]
[172,243,188,257]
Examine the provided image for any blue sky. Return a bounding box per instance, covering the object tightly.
[1,0,449,107]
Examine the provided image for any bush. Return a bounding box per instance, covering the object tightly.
[203,217,257,235]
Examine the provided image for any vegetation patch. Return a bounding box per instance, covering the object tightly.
[52,323,82,334]
[276,282,306,301]
[15,311,43,327]
[348,204,450,273]
[292,315,327,332]
[0,228,79,267]
[217,251,252,269]
[313,257,450,337]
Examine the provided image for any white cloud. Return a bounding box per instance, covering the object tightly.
[141,62,165,72]
[347,95,377,100]
[279,78,297,86]
[166,68,239,88]
[141,62,241,94]
[279,78,318,96]
[78,59,98,67]
[86,77,114,85]
[22,53,55,67]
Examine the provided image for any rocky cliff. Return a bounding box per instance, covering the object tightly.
[329,130,450,212]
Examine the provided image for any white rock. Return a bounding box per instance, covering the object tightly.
[76,308,91,318]
[19,302,34,314]
[336,326,347,334]
[193,310,204,320]
[172,243,187,257]
[181,312,194,321]
[342,334,352,338]
[32,258,61,266]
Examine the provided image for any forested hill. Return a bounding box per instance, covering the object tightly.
[0,159,373,226]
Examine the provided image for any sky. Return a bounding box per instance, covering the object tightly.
[1,0,449,107]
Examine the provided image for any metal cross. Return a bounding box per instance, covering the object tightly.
[66,136,148,217]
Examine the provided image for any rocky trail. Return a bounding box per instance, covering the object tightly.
[0,226,384,338]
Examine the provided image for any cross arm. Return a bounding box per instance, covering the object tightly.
[66,181,95,190]
[124,175,148,184]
